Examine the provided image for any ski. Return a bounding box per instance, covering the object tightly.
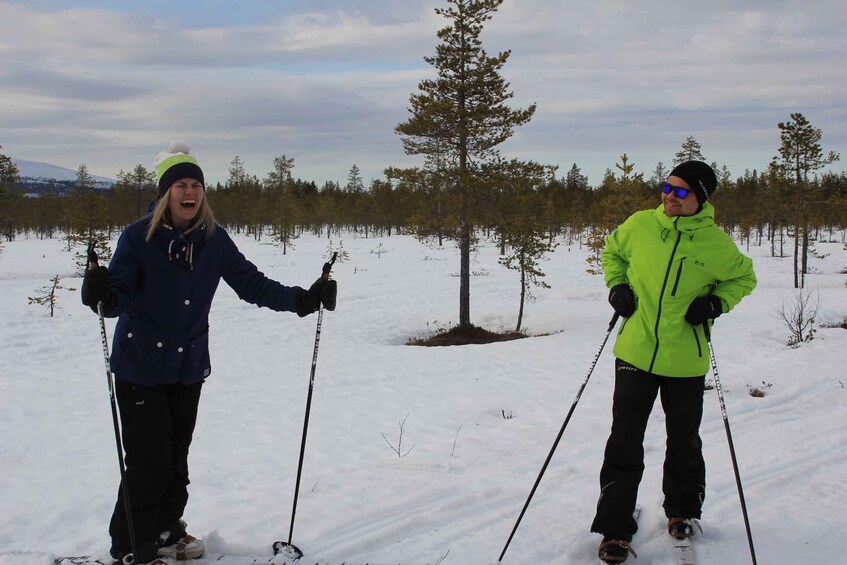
[55,554,449,565]
[669,518,700,565]
[54,557,283,565]
[672,536,695,565]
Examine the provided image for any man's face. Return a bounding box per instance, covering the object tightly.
[662,175,700,217]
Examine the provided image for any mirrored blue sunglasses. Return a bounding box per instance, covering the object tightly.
[662,182,691,199]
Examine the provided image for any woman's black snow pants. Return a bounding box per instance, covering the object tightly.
[108,379,203,561]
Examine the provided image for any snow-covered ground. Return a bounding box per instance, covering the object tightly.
[1,228,846,565]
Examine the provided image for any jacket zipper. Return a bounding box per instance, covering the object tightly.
[649,231,682,373]
[671,257,685,296]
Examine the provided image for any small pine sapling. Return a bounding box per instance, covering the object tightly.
[370,243,388,258]
[28,275,76,317]
[326,239,350,263]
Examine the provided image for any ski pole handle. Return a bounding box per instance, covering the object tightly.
[86,241,99,271]
[322,252,337,281]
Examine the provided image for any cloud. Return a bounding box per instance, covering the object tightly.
[1,0,844,185]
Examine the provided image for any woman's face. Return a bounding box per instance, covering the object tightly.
[167,177,205,228]
[662,175,700,217]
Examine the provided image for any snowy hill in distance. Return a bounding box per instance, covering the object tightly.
[12,157,115,184]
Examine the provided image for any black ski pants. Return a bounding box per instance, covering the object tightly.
[109,379,203,560]
[590,359,706,540]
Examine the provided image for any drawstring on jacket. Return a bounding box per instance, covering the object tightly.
[162,224,201,270]
[167,239,194,270]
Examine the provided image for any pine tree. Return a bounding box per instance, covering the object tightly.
[28,275,76,318]
[394,0,537,329]
[649,161,669,190]
[498,207,557,332]
[265,155,299,254]
[130,164,156,219]
[777,113,840,288]
[346,164,364,193]
[674,136,706,164]
[0,148,21,242]
[64,164,104,273]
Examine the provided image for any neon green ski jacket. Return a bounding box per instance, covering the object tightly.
[602,202,756,377]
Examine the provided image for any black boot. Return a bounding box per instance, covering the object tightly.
[668,517,701,539]
[598,537,637,563]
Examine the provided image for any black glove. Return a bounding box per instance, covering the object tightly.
[321,278,337,311]
[296,278,323,317]
[296,277,337,317]
[296,254,338,317]
[608,284,636,317]
[320,253,337,311]
[81,266,116,313]
[685,295,723,326]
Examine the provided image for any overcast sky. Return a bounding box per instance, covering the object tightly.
[2,0,845,187]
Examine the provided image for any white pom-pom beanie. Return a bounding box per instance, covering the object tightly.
[154,141,205,198]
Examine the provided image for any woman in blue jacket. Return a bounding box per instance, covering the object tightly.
[82,142,336,565]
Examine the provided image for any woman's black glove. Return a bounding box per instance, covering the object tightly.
[296,254,337,317]
[321,278,337,311]
[608,284,636,317]
[295,277,337,317]
[81,266,116,314]
[685,295,723,326]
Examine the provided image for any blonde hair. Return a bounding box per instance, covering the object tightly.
[145,187,217,242]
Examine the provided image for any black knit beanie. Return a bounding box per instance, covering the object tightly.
[154,142,205,199]
[669,160,717,204]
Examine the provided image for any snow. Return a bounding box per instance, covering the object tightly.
[1,229,846,565]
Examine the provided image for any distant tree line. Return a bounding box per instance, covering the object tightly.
[3,138,845,253]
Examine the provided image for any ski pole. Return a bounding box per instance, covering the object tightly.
[498,312,619,563]
[703,322,757,565]
[274,252,337,561]
[87,243,138,565]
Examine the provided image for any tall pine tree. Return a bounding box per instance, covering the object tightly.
[777,112,840,288]
[394,0,537,328]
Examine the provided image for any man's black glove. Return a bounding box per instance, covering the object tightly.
[608,284,636,318]
[81,266,116,314]
[685,295,723,326]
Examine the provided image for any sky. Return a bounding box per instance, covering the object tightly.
[1,0,846,187]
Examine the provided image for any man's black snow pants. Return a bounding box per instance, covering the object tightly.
[590,359,706,540]
[109,379,203,561]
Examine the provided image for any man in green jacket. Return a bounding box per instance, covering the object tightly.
[593,161,756,564]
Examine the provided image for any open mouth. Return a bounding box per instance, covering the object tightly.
[180,200,197,211]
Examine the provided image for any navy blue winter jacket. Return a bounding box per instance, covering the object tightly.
[106,218,303,386]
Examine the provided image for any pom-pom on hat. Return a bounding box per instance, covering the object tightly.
[154,141,205,198]
[669,160,717,204]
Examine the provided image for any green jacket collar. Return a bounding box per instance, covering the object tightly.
[655,201,716,233]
